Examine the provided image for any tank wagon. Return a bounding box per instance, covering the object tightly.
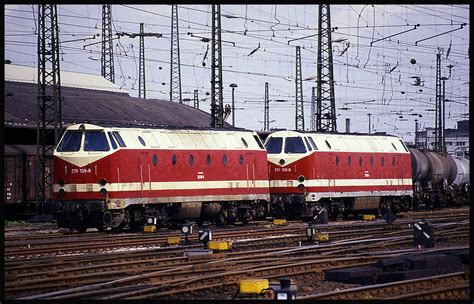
[53,124,269,232]
[264,130,414,219]
[409,148,469,208]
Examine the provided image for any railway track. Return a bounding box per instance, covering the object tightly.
[4,206,469,300]
[300,271,469,300]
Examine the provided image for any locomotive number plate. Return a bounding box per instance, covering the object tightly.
[71,168,92,174]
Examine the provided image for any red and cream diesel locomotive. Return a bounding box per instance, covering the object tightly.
[53,123,269,232]
[264,130,414,220]
[53,124,468,231]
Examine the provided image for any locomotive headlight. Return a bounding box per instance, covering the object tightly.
[146,217,155,225]
[99,178,107,186]
[297,184,305,191]
[279,159,286,165]
[59,179,65,186]
[99,188,108,196]
[58,188,66,197]
[298,175,305,183]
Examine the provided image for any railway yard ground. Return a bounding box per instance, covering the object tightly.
[3,206,470,300]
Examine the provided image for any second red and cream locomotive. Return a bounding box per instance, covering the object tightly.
[265,130,413,220]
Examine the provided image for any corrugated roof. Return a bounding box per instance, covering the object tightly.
[5,80,236,130]
[5,64,128,94]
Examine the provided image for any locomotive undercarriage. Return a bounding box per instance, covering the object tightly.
[269,193,413,222]
[55,199,269,232]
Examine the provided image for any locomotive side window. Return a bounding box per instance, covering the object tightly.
[284,137,307,154]
[206,154,211,166]
[308,137,318,150]
[381,157,385,166]
[335,156,339,166]
[138,136,146,146]
[172,154,177,166]
[392,157,395,166]
[107,132,118,150]
[223,154,228,166]
[152,154,158,166]
[57,131,82,152]
[325,140,332,149]
[370,156,374,166]
[265,137,283,154]
[304,137,313,152]
[239,154,244,165]
[241,137,248,148]
[359,156,363,167]
[112,132,126,147]
[84,131,110,151]
[347,156,352,166]
[189,154,194,166]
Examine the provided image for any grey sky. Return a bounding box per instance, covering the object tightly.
[4,5,470,142]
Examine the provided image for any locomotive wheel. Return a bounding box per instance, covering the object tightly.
[111,222,126,232]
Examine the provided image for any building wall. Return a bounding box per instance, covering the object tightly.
[415,120,469,158]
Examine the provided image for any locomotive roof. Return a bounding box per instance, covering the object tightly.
[5,64,238,131]
[267,130,409,154]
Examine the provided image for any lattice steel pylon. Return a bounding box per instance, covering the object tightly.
[434,50,443,152]
[295,46,304,131]
[210,4,224,128]
[138,23,146,99]
[101,5,115,83]
[194,89,199,109]
[316,4,336,132]
[36,4,62,213]
[264,82,270,131]
[310,86,316,131]
[170,5,182,103]
[116,24,162,99]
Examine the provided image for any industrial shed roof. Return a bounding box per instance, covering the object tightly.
[5,65,235,130]
[5,64,127,93]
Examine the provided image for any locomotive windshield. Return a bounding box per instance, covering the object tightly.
[57,131,82,152]
[265,137,283,154]
[284,137,307,154]
[84,131,110,151]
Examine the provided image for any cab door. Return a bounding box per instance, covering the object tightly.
[139,152,150,194]
[326,153,336,188]
[245,153,256,190]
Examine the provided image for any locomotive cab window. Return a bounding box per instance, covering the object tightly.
[253,135,265,149]
[265,137,283,154]
[304,137,313,152]
[308,137,318,150]
[399,140,408,152]
[112,131,126,147]
[107,132,118,150]
[284,137,307,154]
[84,131,110,151]
[57,131,82,152]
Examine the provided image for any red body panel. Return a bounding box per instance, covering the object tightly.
[269,151,413,194]
[54,149,269,201]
